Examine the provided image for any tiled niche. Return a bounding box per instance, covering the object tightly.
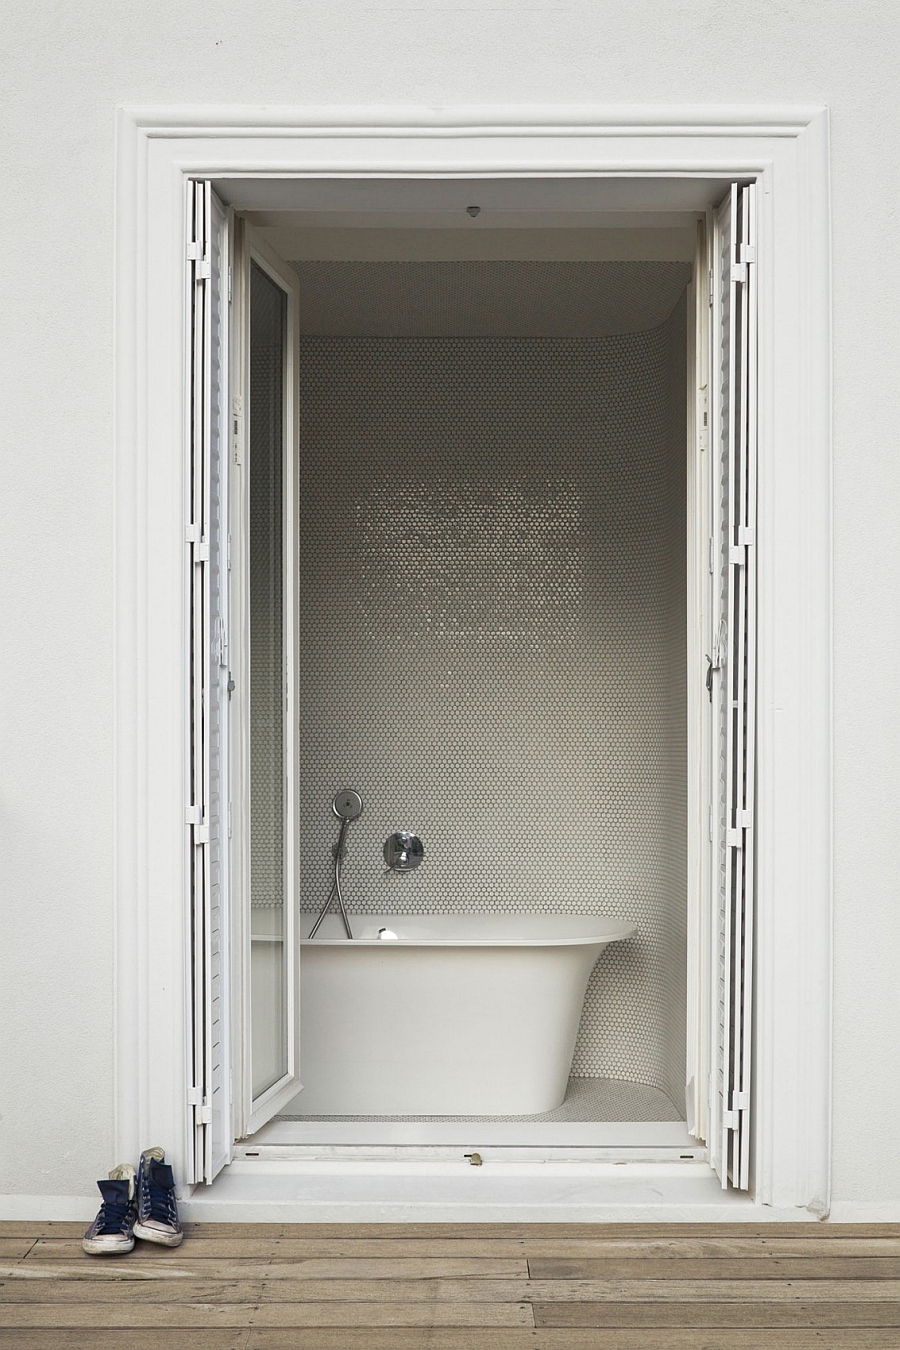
[280,276,688,1110]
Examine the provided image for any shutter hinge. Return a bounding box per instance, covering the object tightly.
[186,525,210,562]
[725,1094,749,1127]
[731,244,756,285]
[187,241,211,279]
[189,1089,212,1125]
[186,523,210,561]
[726,811,753,848]
[728,529,755,566]
[228,266,233,304]
[186,805,210,844]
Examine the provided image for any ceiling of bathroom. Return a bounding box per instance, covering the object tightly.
[215,173,728,217]
[226,177,702,336]
[290,260,693,338]
[259,224,696,263]
[218,174,715,267]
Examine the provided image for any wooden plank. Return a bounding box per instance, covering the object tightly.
[13,1297,900,1327]
[0,1301,534,1328]
[534,1301,900,1328]
[1,1273,522,1300]
[0,1240,36,1258]
[528,1256,900,1280]
[16,1254,528,1278]
[0,1279,267,1304]
[4,1259,528,1282]
[4,1276,898,1324]
[525,1279,900,1304]
[6,1271,900,1304]
[26,1236,528,1258]
[0,1333,250,1350]
[24,1234,900,1259]
[26,1237,528,1260]
[240,1330,900,1349]
[4,1332,900,1350]
[518,1238,900,1258]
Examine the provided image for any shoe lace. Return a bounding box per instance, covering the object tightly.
[144,1176,178,1225]
[96,1197,133,1234]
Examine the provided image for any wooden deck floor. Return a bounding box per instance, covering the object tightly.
[2,1220,900,1347]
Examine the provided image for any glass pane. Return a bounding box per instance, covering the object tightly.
[248,261,288,1100]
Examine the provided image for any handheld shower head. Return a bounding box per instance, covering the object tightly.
[310,789,364,940]
[332,789,363,822]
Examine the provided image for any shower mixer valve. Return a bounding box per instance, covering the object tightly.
[383,832,425,871]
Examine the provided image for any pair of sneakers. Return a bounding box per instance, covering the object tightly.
[82,1147,183,1255]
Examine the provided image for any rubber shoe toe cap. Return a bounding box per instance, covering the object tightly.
[134,1219,183,1247]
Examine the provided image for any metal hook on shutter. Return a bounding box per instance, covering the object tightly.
[706,654,720,701]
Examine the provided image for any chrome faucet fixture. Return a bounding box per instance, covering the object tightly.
[308,789,363,939]
[383,831,424,871]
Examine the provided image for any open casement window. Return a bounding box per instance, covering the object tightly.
[709,183,758,1190]
[229,222,302,1141]
[186,181,233,1184]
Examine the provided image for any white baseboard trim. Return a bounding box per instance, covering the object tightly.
[8,1179,894,1223]
[826,1201,900,1222]
[181,1160,816,1224]
[0,1195,98,1221]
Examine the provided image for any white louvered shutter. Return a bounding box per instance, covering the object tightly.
[186,180,233,1184]
[710,183,757,1190]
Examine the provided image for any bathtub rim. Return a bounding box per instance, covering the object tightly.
[291,911,638,947]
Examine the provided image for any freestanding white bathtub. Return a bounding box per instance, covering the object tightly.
[296,912,636,1115]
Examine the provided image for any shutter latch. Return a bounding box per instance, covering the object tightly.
[706,653,722,701]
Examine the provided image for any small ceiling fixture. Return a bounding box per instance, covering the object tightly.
[466,205,481,217]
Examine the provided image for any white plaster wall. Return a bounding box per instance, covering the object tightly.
[1,0,898,1208]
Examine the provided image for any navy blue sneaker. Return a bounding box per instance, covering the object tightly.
[133,1147,183,1247]
[82,1164,137,1254]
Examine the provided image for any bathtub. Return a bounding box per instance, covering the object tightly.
[296,912,635,1115]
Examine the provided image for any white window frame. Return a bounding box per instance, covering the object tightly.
[114,105,832,1213]
[229,221,303,1141]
